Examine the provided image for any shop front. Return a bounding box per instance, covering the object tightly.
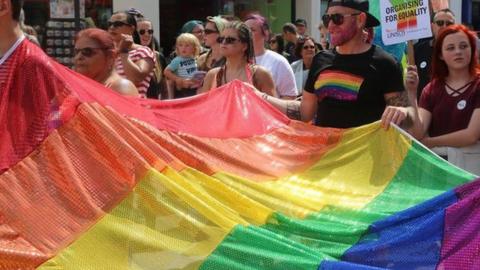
[23,0,113,67]
[23,0,294,65]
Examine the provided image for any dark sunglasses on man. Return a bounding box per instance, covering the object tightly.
[434,20,454,27]
[74,47,106,57]
[216,36,239,44]
[322,13,360,26]
[107,20,131,28]
[138,29,154,35]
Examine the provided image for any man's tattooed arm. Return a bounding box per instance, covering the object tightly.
[261,92,302,120]
[384,91,410,107]
[286,100,302,120]
[384,91,415,128]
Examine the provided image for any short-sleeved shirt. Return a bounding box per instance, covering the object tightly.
[115,46,155,98]
[415,37,480,98]
[419,77,480,137]
[166,56,198,79]
[291,59,308,94]
[0,36,23,90]
[304,45,404,128]
[0,55,13,90]
[256,50,298,97]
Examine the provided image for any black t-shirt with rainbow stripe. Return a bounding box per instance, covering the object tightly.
[305,45,404,128]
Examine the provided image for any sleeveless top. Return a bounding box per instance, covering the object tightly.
[213,64,258,89]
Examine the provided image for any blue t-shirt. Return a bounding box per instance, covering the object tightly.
[166,56,197,79]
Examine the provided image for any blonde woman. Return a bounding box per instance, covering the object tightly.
[197,16,228,72]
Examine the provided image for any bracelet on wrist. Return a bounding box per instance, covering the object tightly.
[119,48,129,54]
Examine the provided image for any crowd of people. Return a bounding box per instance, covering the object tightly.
[1,0,480,172]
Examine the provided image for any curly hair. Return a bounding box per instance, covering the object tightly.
[175,33,201,57]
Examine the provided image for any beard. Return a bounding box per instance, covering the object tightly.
[329,21,358,46]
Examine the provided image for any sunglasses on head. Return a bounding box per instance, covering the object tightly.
[322,13,360,26]
[74,47,105,57]
[217,36,240,44]
[107,20,131,28]
[139,29,154,35]
[204,29,219,35]
[434,20,454,27]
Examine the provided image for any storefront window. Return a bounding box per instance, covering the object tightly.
[23,0,112,67]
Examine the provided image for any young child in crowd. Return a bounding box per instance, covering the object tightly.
[164,33,202,98]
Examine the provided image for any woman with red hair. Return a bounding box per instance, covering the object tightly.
[73,28,138,96]
[384,24,480,149]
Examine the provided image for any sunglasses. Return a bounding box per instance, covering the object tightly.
[322,13,360,26]
[303,45,315,50]
[138,29,154,35]
[434,20,454,27]
[269,40,277,44]
[217,36,240,44]
[204,29,219,35]
[74,47,106,57]
[108,20,131,28]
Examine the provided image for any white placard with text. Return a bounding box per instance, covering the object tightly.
[380,0,432,45]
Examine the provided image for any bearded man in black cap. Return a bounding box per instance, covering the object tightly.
[261,0,409,129]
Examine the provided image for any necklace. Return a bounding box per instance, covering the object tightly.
[222,64,245,84]
[445,80,474,96]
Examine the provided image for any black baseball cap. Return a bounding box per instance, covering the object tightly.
[327,0,380,27]
[295,18,307,27]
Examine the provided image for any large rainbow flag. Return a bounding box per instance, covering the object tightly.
[1,41,480,270]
